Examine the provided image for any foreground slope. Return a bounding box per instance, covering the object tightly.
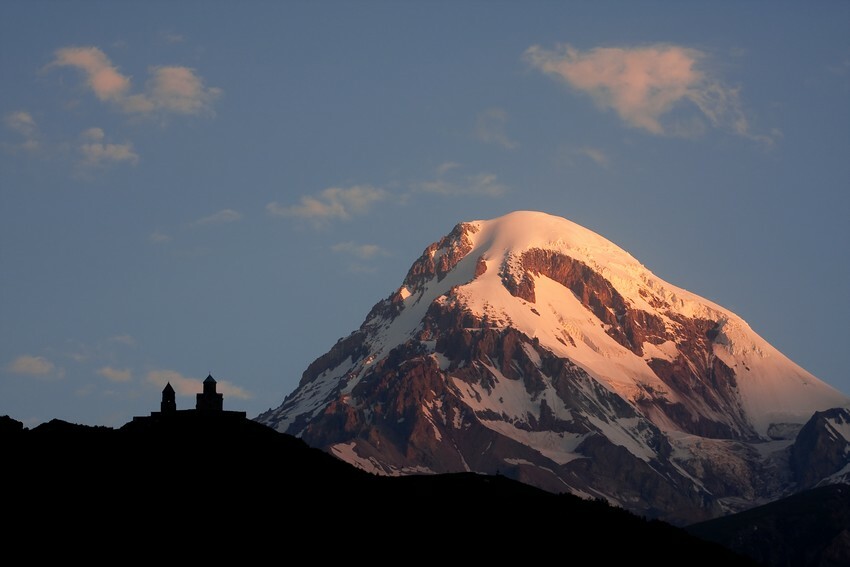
[258,210,849,524]
[3,414,755,565]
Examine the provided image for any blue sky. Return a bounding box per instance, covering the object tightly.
[2,1,848,428]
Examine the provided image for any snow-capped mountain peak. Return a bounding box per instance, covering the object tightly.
[258,210,849,524]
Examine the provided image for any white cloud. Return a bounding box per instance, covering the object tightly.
[5,111,37,137]
[8,355,54,375]
[98,366,132,382]
[556,146,611,168]
[78,127,139,168]
[48,46,221,117]
[465,173,509,197]
[160,32,186,44]
[50,46,131,102]
[149,230,172,244]
[415,164,509,197]
[191,209,243,227]
[4,111,40,151]
[436,161,461,175]
[147,66,222,115]
[578,147,609,167]
[266,185,388,222]
[7,355,63,379]
[475,107,517,149]
[108,334,137,346]
[331,241,385,260]
[146,369,200,395]
[81,127,105,141]
[213,380,250,400]
[525,42,771,143]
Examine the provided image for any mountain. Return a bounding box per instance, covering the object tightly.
[2,414,757,565]
[257,210,850,525]
[790,407,850,488]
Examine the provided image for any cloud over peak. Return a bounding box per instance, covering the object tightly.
[4,111,40,151]
[475,107,517,149]
[51,46,131,102]
[525,42,767,142]
[48,46,221,117]
[148,66,222,115]
[266,185,388,222]
[6,111,38,138]
[331,241,385,260]
[415,163,509,197]
[7,355,63,379]
[98,366,132,383]
[78,127,139,168]
[190,209,243,227]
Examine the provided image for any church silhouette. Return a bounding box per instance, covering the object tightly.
[131,373,247,426]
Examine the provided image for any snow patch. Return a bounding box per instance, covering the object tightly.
[826,416,850,443]
[331,442,438,476]
[585,415,656,462]
[330,442,392,476]
[642,340,679,362]
[476,419,588,465]
[422,399,444,441]
[433,352,451,371]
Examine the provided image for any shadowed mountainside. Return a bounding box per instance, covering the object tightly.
[3,413,756,564]
[687,483,850,567]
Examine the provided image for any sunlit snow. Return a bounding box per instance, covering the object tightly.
[271,210,849,446]
[330,442,436,476]
[456,212,848,436]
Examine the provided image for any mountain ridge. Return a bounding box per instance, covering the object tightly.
[258,210,850,525]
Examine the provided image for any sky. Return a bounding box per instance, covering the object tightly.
[1,0,848,429]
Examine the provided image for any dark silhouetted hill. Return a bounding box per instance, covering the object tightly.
[687,483,850,567]
[3,413,756,564]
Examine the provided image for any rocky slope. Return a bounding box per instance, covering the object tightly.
[258,210,850,525]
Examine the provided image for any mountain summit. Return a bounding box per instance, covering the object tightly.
[258,210,849,524]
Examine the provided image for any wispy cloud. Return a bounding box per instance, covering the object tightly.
[48,46,221,117]
[77,127,139,168]
[3,110,40,152]
[331,241,386,260]
[147,66,221,115]
[266,185,388,223]
[160,32,186,44]
[107,334,137,347]
[525,42,772,144]
[557,146,611,168]
[4,111,40,151]
[415,163,509,197]
[579,147,610,167]
[98,366,132,382]
[146,369,201,395]
[146,369,250,400]
[190,209,243,227]
[7,355,64,379]
[149,230,172,244]
[50,46,131,102]
[437,162,461,176]
[475,107,517,149]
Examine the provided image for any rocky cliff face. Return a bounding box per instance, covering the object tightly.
[790,407,850,488]
[258,211,849,525]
